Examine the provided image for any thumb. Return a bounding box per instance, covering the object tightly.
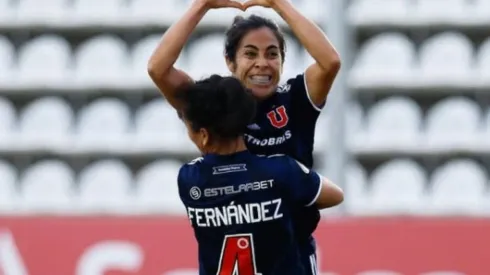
[243,0,261,9]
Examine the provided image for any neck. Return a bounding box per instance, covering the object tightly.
[207,137,247,155]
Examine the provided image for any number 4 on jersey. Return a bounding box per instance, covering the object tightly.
[217,234,261,275]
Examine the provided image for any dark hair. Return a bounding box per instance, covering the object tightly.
[225,15,286,64]
[176,75,257,140]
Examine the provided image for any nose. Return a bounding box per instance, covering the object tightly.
[254,56,268,68]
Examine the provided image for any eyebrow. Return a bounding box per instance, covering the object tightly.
[244,45,279,51]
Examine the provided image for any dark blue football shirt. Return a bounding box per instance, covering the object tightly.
[244,73,323,169]
[178,151,322,275]
[243,73,324,264]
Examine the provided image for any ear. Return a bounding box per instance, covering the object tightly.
[200,128,210,148]
[225,56,236,73]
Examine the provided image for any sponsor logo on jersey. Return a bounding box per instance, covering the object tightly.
[190,186,202,200]
[212,164,247,175]
[244,130,292,147]
[204,179,274,198]
[277,84,291,93]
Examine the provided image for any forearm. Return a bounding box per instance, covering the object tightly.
[272,1,340,70]
[147,0,209,76]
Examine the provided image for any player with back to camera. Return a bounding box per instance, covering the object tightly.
[175,74,343,275]
[148,0,341,272]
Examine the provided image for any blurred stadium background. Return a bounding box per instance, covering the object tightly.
[1,0,490,274]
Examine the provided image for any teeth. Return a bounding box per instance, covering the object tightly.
[250,75,271,85]
[251,76,270,81]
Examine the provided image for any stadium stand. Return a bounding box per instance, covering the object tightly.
[0,0,489,217]
[2,1,490,274]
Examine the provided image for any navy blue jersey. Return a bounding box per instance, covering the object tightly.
[243,73,324,259]
[244,73,323,169]
[178,151,322,275]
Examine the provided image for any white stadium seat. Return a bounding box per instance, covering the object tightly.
[130,0,185,24]
[348,0,411,24]
[429,159,487,215]
[350,33,415,86]
[472,0,490,22]
[188,34,229,80]
[20,160,75,213]
[78,160,133,213]
[131,35,160,85]
[301,49,315,69]
[314,111,329,151]
[365,97,422,149]
[131,35,188,85]
[75,35,128,86]
[368,159,427,215]
[418,32,474,84]
[76,98,131,150]
[0,36,15,85]
[344,162,368,214]
[346,102,366,149]
[282,36,301,82]
[0,0,14,24]
[72,0,125,24]
[484,108,490,146]
[414,0,468,23]
[17,35,71,86]
[425,97,481,148]
[0,160,18,213]
[134,99,192,152]
[296,0,327,21]
[135,160,185,215]
[476,37,490,84]
[16,0,68,24]
[0,97,16,148]
[19,97,74,149]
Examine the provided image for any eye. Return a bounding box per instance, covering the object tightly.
[267,51,280,59]
[245,51,257,58]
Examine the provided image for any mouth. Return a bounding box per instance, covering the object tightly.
[248,75,272,86]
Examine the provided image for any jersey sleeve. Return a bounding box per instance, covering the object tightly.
[281,157,322,207]
[177,165,190,206]
[285,73,325,117]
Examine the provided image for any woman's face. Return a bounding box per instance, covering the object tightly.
[227,27,283,100]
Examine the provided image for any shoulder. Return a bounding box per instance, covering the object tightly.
[259,154,306,172]
[277,74,306,94]
[178,157,204,186]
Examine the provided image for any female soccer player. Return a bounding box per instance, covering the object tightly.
[148,0,341,273]
[175,74,343,275]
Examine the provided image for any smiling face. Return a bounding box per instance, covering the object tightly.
[227,27,283,100]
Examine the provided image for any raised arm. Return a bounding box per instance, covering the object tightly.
[147,0,244,109]
[245,0,341,107]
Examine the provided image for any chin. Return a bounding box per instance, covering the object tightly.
[250,86,276,100]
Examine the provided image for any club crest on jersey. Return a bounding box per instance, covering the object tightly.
[267,105,289,129]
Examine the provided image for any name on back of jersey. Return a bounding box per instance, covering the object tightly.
[245,130,292,147]
[187,199,283,228]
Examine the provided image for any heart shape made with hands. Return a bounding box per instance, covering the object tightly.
[219,0,276,10]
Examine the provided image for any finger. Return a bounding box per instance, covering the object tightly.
[224,0,245,10]
[242,0,261,9]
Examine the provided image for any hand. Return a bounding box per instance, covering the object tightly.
[242,0,279,9]
[199,0,245,10]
